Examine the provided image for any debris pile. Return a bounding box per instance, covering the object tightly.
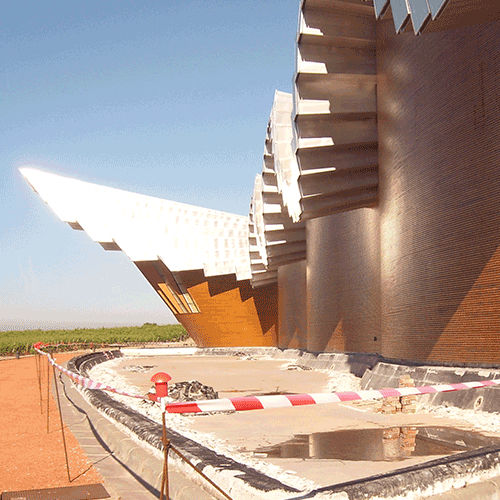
[168,380,218,402]
[285,364,312,371]
[125,364,156,373]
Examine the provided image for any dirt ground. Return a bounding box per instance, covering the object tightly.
[0,353,103,494]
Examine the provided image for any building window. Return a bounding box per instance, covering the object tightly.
[153,263,200,315]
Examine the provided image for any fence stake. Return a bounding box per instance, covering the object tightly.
[53,365,71,482]
[35,351,43,414]
[46,354,51,433]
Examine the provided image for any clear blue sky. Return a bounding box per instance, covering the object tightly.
[1,0,297,331]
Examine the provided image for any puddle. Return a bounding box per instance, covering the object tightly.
[254,426,500,462]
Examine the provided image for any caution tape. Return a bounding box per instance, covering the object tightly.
[33,342,500,413]
[34,343,145,400]
[163,379,500,414]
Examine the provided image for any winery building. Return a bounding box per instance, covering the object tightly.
[22,0,500,364]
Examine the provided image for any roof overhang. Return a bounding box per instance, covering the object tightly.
[20,167,252,282]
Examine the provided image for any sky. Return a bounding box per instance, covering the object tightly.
[1,0,298,331]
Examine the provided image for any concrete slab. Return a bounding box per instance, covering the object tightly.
[68,348,500,499]
[105,353,497,489]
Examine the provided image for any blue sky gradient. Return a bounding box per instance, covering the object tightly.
[1,0,297,330]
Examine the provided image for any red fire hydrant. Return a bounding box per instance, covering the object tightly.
[150,372,172,402]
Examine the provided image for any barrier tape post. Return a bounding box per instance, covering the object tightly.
[46,352,51,434]
[53,364,72,482]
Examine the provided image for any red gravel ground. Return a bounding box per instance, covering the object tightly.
[0,353,104,494]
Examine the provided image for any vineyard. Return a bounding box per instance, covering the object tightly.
[0,323,188,356]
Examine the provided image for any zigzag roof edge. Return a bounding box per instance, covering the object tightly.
[271,90,303,222]
[248,91,306,288]
[20,167,251,280]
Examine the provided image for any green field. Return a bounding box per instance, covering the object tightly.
[0,323,188,356]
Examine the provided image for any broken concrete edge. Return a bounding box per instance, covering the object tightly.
[68,352,302,500]
[67,348,500,500]
[55,360,215,500]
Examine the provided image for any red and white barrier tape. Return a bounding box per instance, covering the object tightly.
[33,342,500,412]
[163,379,500,414]
[35,346,145,400]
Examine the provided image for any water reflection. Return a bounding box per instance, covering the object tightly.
[255,426,500,462]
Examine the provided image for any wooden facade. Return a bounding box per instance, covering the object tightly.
[136,261,278,347]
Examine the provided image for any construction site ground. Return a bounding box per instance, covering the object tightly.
[105,352,500,489]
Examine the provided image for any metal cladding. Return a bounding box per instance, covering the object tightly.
[270,91,302,222]
[373,0,448,34]
[249,92,306,288]
[293,0,379,221]
[20,168,252,281]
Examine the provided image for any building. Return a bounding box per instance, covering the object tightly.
[22,0,500,363]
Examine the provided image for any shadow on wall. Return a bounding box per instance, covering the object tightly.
[249,282,279,344]
[176,270,278,347]
[307,207,381,355]
[278,261,307,349]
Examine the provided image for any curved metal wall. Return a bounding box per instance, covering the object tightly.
[377,19,500,362]
[278,261,307,349]
[306,208,380,353]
